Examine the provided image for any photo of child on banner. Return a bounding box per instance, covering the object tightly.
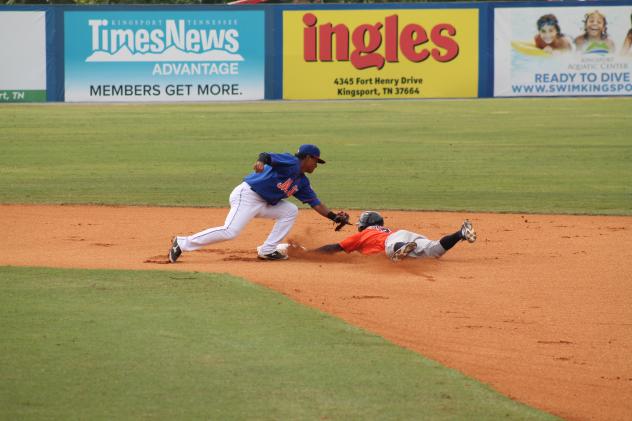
[622,13,632,56]
[509,8,632,58]
[574,10,615,54]
[534,14,572,54]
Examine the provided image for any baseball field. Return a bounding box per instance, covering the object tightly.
[1,98,631,420]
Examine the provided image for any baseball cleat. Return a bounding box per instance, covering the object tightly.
[461,220,477,243]
[168,237,182,263]
[257,250,289,261]
[391,241,417,262]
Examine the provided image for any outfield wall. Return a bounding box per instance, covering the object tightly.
[0,0,630,102]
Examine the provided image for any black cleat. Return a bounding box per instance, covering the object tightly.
[168,237,182,263]
[257,250,288,261]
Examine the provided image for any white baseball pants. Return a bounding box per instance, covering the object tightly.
[176,182,298,255]
[384,229,446,259]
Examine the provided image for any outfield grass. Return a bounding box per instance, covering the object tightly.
[1,98,630,214]
[0,266,558,420]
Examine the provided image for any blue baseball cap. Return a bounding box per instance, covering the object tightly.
[297,144,326,164]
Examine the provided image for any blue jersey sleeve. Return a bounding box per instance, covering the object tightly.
[268,152,299,167]
[294,177,321,207]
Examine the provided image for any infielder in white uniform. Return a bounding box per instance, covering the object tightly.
[168,144,349,262]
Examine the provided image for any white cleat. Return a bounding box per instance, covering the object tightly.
[461,220,477,243]
[391,242,417,262]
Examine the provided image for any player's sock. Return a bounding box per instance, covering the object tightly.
[439,231,462,251]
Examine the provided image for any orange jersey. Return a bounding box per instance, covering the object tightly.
[339,226,392,255]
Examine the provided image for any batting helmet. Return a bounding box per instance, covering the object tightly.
[356,211,384,232]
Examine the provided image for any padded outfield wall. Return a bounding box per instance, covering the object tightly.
[0,1,630,103]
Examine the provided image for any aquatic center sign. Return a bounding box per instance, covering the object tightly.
[494,5,632,97]
[64,11,265,102]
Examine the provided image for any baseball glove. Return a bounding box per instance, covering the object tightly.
[332,211,351,231]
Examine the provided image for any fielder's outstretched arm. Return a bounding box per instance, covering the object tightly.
[312,203,336,219]
[312,203,350,228]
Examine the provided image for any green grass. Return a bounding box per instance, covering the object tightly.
[0,98,627,419]
[0,266,557,421]
[1,98,630,214]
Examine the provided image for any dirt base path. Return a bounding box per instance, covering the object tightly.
[2,204,631,421]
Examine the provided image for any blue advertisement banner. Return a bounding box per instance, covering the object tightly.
[64,10,265,102]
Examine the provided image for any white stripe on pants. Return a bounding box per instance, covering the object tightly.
[176,182,298,255]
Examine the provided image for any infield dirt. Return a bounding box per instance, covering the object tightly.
[2,204,631,421]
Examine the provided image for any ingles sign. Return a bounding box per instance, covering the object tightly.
[65,11,265,102]
[283,9,478,99]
